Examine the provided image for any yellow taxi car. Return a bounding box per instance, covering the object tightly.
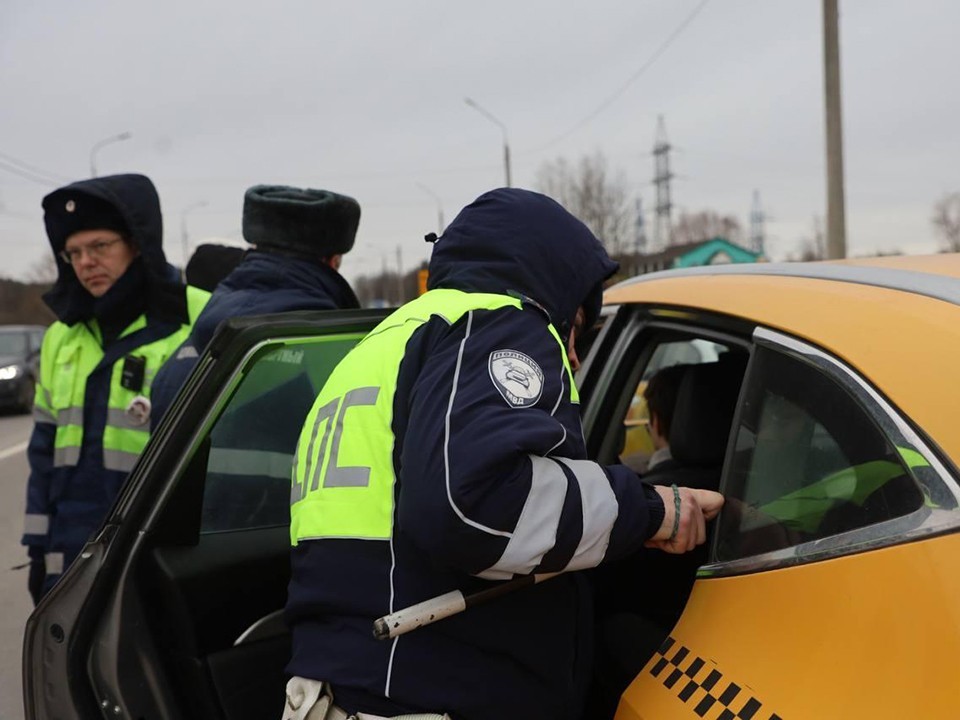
[579,254,960,720]
[24,255,959,720]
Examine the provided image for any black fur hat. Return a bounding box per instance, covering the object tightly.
[242,185,360,258]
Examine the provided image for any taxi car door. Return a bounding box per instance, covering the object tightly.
[23,309,388,720]
[578,305,960,720]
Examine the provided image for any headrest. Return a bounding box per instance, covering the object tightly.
[669,354,747,467]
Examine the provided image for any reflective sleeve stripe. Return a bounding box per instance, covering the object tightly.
[556,458,618,571]
[208,448,293,480]
[478,456,568,580]
[23,513,50,535]
[53,445,81,467]
[33,406,56,424]
[45,552,64,575]
[102,449,139,473]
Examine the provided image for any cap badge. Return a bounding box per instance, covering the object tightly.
[65,200,76,213]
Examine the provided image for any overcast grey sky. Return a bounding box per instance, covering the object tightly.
[1,0,958,285]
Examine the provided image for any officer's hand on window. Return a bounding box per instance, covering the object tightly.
[645,486,724,554]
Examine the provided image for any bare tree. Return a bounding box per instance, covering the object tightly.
[535,151,632,256]
[26,253,58,284]
[787,217,826,262]
[671,210,743,246]
[932,192,960,252]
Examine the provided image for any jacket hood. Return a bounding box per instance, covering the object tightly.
[41,174,187,324]
[189,251,360,350]
[427,188,618,338]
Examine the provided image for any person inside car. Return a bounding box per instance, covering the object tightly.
[21,174,209,603]
[283,188,724,720]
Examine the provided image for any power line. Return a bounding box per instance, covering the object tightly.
[0,159,60,187]
[528,0,712,154]
[0,151,71,184]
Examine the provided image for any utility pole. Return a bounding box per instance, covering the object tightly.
[750,190,766,256]
[464,98,512,187]
[396,245,404,304]
[653,116,673,250]
[180,200,207,268]
[823,0,847,259]
[634,197,647,274]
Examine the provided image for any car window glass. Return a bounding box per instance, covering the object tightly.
[200,334,361,533]
[0,331,27,356]
[31,330,45,352]
[717,346,925,561]
[620,339,731,474]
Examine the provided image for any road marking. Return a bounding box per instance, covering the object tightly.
[0,441,28,462]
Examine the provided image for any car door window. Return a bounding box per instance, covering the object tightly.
[620,338,734,473]
[717,345,925,561]
[201,335,360,533]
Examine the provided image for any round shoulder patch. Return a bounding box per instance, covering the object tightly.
[488,349,544,408]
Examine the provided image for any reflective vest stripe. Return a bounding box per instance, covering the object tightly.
[23,513,50,535]
[33,406,55,424]
[53,444,81,467]
[45,552,64,575]
[102,448,139,473]
[56,406,85,427]
[208,448,293,480]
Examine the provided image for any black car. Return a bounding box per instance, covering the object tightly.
[0,324,45,413]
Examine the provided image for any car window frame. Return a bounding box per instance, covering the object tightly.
[702,326,960,578]
[580,303,754,464]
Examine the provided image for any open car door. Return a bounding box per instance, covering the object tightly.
[23,308,388,720]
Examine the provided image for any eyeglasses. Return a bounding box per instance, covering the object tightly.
[59,237,125,265]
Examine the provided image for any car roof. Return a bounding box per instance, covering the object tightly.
[604,254,960,463]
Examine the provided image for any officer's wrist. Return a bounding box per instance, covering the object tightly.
[640,482,666,541]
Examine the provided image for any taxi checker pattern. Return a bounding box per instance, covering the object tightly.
[648,636,783,720]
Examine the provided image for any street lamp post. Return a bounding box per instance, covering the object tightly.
[416,183,445,235]
[464,98,512,188]
[180,200,208,269]
[89,132,132,178]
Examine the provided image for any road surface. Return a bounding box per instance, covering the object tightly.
[0,410,35,720]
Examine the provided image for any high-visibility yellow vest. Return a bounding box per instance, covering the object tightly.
[289,288,577,546]
[35,286,209,472]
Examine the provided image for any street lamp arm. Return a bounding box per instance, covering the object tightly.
[464,97,508,141]
[89,132,133,178]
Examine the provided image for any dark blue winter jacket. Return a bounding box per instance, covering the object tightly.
[150,251,359,425]
[22,174,208,595]
[285,188,666,720]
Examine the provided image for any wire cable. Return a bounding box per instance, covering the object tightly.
[527,0,712,154]
[0,152,71,184]
[0,159,60,187]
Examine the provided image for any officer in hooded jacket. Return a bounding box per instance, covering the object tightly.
[284,188,723,720]
[21,173,210,603]
[149,184,361,426]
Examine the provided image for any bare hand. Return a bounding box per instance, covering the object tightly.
[645,486,724,554]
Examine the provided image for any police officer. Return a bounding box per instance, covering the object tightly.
[21,174,209,603]
[149,184,361,426]
[284,188,723,720]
